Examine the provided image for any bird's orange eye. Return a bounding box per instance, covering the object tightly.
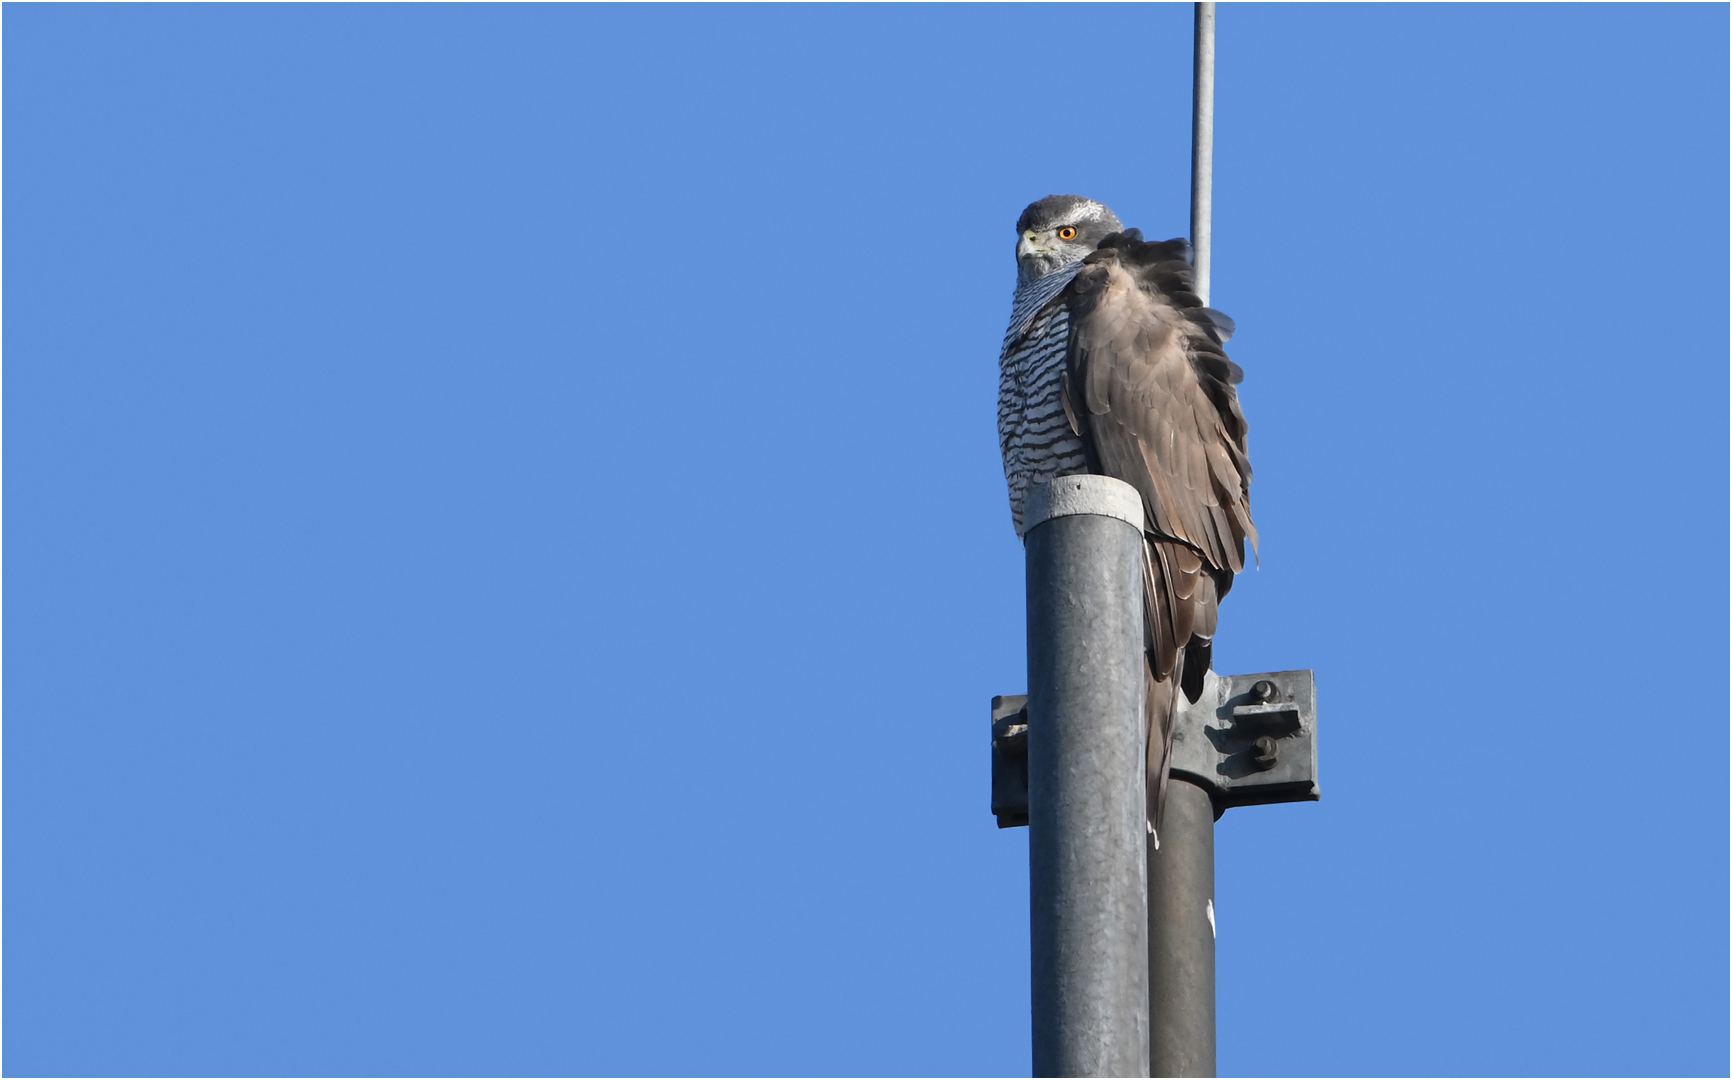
[1058,227,1078,240]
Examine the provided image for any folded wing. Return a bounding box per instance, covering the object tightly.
[1061,230,1257,827]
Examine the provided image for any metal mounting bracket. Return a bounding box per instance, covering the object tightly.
[991,669,1318,827]
[990,695,1031,829]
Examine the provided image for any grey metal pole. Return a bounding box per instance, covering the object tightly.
[1190,1,1216,307]
[1144,9,1221,1076]
[1148,779,1216,1077]
[1025,475,1150,1079]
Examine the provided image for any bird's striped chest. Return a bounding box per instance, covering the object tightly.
[998,298,1091,535]
[1006,305,1069,398]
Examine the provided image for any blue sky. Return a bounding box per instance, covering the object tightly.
[6,4,1726,1077]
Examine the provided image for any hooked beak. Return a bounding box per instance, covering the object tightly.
[1017,230,1051,260]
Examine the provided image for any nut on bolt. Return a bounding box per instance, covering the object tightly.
[1250,679,1278,704]
[1251,735,1279,771]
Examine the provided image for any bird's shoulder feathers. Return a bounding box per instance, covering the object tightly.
[1061,230,1257,574]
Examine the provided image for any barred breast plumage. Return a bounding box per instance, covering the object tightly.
[998,263,1090,536]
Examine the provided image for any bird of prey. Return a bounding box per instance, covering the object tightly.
[997,194,1255,836]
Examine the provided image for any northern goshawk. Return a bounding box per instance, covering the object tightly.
[997,194,1255,835]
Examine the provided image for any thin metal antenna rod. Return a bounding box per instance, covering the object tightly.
[1190,1,1216,307]
[1143,12,1221,1076]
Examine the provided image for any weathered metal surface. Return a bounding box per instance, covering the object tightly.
[1168,668,1320,812]
[1025,480,1150,1078]
[1148,778,1216,1078]
[991,695,1030,829]
[1025,473,1146,536]
[992,669,1318,826]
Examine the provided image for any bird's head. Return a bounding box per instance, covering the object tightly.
[1015,195,1123,287]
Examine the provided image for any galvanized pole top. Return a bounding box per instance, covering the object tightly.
[1024,475,1145,537]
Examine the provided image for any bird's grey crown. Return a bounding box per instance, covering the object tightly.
[1016,194,1122,236]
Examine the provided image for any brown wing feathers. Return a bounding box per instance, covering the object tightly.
[1061,230,1256,831]
[1067,233,1255,571]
